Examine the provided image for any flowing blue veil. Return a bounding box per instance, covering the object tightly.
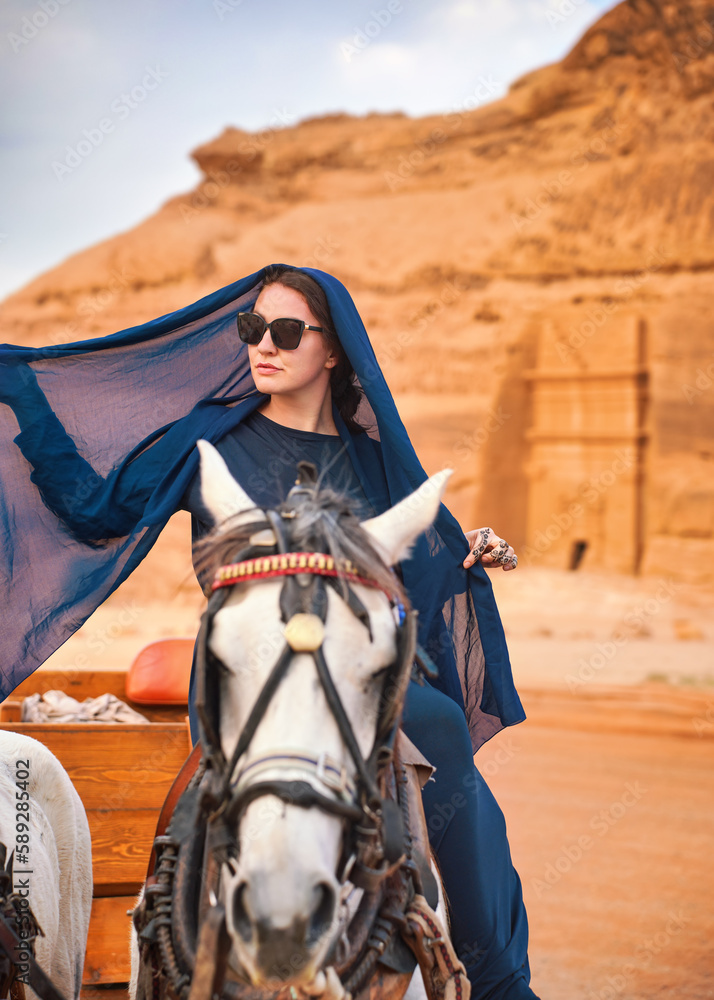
[0,265,524,749]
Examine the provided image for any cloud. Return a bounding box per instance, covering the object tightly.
[335,0,612,116]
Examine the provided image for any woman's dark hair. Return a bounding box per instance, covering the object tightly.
[260,265,365,434]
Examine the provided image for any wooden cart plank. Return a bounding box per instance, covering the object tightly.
[83,895,135,985]
[0,723,190,802]
[88,809,168,885]
[9,670,130,701]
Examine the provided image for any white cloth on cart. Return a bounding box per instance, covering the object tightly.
[22,689,148,723]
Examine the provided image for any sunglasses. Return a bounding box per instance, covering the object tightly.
[236,312,324,351]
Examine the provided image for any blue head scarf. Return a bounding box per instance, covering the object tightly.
[0,265,524,749]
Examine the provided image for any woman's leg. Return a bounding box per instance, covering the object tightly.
[402,680,539,1000]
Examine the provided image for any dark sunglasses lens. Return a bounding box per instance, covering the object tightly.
[270,319,303,350]
[237,313,266,344]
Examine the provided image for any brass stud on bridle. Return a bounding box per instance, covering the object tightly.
[284,613,326,652]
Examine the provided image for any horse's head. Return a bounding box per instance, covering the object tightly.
[195,441,450,987]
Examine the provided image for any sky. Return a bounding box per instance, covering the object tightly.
[0,0,620,299]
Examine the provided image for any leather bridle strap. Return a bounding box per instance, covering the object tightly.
[220,643,296,795]
[225,779,363,825]
[0,913,68,1000]
[232,751,356,800]
[312,645,381,805]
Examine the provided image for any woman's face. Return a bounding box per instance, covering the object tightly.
[248,283,337,397]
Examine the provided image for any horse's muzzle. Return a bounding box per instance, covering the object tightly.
[224,868,339,985]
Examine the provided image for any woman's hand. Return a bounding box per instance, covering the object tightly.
[463,527,518,571]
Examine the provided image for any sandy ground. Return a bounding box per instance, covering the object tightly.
[46,562,713,999]
[480,690,714,999]
[482,569,714,999]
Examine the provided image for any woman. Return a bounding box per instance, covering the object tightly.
[0,264,537,999]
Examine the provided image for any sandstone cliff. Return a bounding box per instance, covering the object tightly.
[2,0,713,586]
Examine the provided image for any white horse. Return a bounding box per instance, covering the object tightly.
[132,441,467,1000]
[0,731,92,1000]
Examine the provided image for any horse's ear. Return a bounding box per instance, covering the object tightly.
[197,439,255,527]
[360,469,452,566]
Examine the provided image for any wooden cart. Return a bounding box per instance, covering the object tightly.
[0,640,195,986]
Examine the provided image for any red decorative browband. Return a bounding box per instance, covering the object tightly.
[212,551,384,593]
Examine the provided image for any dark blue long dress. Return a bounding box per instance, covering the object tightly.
[1,265,536,998]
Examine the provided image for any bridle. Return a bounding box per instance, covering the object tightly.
[0,845,67,1000]
[193,467,418,888]
[133,466,461,1000]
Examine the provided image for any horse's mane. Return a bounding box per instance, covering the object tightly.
[195,487,407,604]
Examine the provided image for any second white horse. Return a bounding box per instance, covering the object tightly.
[0,731,92,1000]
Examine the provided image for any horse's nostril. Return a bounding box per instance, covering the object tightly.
[307,882,335,944]
[232,882,253,943]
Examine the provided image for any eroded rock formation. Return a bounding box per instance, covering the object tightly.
[2,0,712,584]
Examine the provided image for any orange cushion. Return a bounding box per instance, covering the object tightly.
[126,638,194,705]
